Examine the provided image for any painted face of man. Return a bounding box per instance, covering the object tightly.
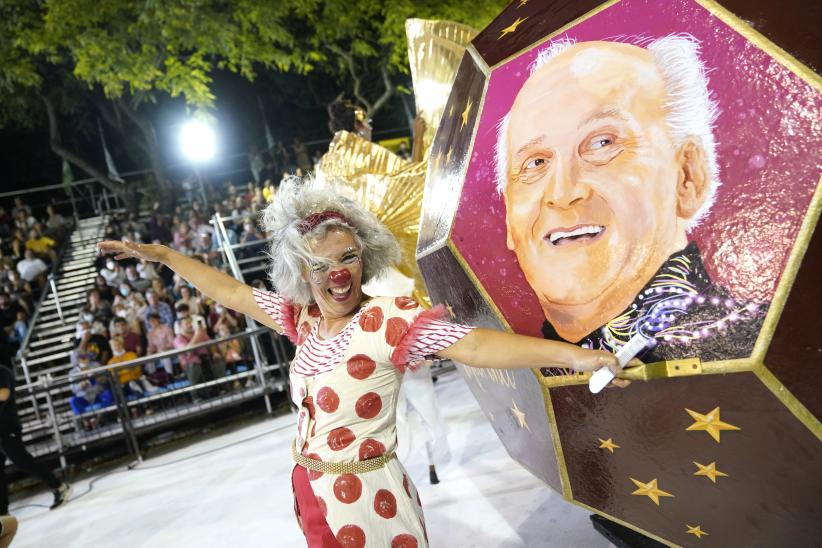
[503,42,707,332]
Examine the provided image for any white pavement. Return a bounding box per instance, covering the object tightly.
[11,372,609,547]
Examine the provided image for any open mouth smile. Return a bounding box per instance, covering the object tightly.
[545,224,605,246]
[328,283,353,302]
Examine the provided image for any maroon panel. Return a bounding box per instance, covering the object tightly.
[419,246,562,491]
[552,373,822,546]
[765,220,822,420]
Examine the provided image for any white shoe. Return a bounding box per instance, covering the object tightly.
[140,377,159,394]
[128,380,144,394]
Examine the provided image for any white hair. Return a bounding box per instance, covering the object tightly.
[261,175,401,305]
[495,34,720,230]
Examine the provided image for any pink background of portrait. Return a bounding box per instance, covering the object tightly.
[451,0,822,337]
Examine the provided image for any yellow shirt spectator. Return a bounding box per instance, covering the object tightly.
[25,235,55,255]
[108,351,141,384]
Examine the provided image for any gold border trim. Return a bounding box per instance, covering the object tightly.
[448,240,513,332]
[536,374,573,500]
[754,363,822,443]
[572,500,680,548]
[467,44,491,77]
[752,174,822,363]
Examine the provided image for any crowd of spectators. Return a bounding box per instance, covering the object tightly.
[67,182,273,420]
[0,197,71,352]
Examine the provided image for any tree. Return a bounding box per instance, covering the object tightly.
[1,0,308,205]
[288,0,506,118]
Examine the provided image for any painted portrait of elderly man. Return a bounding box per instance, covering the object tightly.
[491,35,765,364]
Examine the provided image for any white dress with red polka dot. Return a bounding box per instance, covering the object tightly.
[253,289,472,548]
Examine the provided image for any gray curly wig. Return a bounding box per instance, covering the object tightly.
[260,175,401,305]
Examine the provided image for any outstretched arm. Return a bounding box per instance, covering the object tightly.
[437,328,625,377]
[97,241,283,334]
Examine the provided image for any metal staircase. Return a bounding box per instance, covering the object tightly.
[16,215,108,458]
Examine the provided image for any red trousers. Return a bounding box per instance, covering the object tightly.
[291,465,341,548]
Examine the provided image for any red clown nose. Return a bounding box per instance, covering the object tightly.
[328,268,351,285]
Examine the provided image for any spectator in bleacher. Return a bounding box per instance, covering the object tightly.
[143,289,174,331]
[7,310,27,346]
[4,270,35,307]
[146,313,175,378]
[136,258,159,282]
[94,274,116,303]
[194,232,221,267]
[72,320,111,366]
[178,285,204,316]
[12,210,35,233]
[111,316,143,356]
[0,293,24,348]
[99,258,125,286]
[16,249,48,284]
[25,228,57,263]
[83,289,112,323]
[172,303,205,336]
[0,207,11,237]
[150,278,173,304]
[148,207,172,244]
[124,266,150,292]
[108,336,155,396]
[0,363,72,512]
[44,205,69,239]
[172,222,192,253]
[68,352,113,417]
[215,323,245,385]
[237,219,263,259]
[209,302,240,333]
[11,198,31,218]
[102,221,120,241]
[8,230,25,261]
[174,315,224,390]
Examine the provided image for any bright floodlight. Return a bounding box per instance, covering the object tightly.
[180,120,216,162]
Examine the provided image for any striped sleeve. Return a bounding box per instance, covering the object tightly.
[252,288,300,344]
[389,302,474,371]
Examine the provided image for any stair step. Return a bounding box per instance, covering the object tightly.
[29,333,74,348]
[26,341,74,359]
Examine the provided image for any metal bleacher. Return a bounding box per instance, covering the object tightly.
[16,215,108,458]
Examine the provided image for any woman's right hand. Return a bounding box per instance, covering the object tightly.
[97,240,168,263]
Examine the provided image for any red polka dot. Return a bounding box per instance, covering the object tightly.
[327,427,356,451]
[403,474,411,498]
[307,304,321,317]
[346,354,376,380]
[333,474,362,504]
[394,297,419,310]
[359,438,386,460]
[374,489,397,519]
[303,396,315,419]
[297,321,311,345]
[316,495,327,518]
[385,317,409,347]
[355,392,382,419]
[305,454,323,481]
[391,534,418,548]
[316,387,340,413]
[359,306,384,332]
[336,524,366,548]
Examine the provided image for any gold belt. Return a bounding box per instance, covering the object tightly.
[291,441,395,475]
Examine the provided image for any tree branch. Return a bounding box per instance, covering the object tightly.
[41,93,124,196]
[329,44,372,113]
[367,62,395,118]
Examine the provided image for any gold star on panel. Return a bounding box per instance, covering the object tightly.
[460,98,473,129]
[629,478,674,506]
[693,461,728,483]
[498,16,528,40]
[598,438,620,453]
[510,400,530,431]
[685,407,740,443]
[686,524,709,539]
[517,0,528,7]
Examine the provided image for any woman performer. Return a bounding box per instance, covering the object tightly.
[98,178,625,548]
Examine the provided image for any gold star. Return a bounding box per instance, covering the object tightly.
[498,17,528,40]
[686,524,709,539]
[517,0,528,6]
[629,478,674,506]
[460,98,473,129]
[598,438,620,453]
[693,461,728,483]
[510,400,530,431]
[685,407,740,443]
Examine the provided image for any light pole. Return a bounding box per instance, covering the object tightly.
[180,119,216,209]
